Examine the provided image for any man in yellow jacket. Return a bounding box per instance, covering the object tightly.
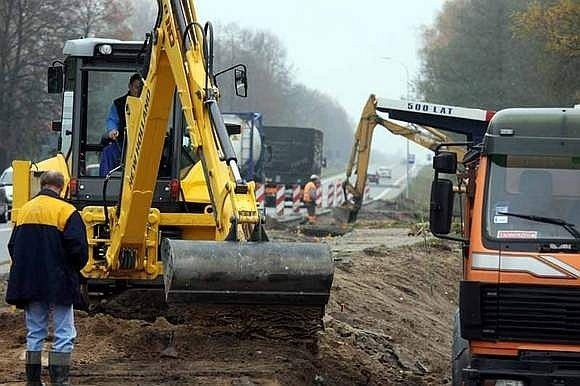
[6,170,88,386]
[302,174,320,224]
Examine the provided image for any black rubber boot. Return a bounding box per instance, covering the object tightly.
[48,352,71,386]
[25,351,44,386]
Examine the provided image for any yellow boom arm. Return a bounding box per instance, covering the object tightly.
[337,94,465,223]
[12,0,334,306]
[105,0,259,271]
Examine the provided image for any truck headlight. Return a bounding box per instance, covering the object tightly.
[98,44,112,55]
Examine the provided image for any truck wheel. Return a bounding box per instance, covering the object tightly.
[452,309,470,386]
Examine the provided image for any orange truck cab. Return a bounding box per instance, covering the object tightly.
[430,107,580,386]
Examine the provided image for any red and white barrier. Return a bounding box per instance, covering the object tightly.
[276,185,285,216]
[255,183,265,207]
[292,184,301,213]
[335,179,344,206]
[316,186,322,208]
[327,182,335,208]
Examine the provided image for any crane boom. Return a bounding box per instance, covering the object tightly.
[336,94,494,223]
[106,0,259,269]
[10,0,334,306]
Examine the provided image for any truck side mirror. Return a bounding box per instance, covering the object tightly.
[433,151,457,174]
[47,66,64,94]
[234,68,248,97]
[429,179,454,235]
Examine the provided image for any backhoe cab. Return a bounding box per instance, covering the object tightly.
[45,39,190,207]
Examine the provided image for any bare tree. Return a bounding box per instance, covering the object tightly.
[72,0,135,39]
[126,0,158,40]
[212,23,354,167]
[0,0,73,165]
[0,0,136,168]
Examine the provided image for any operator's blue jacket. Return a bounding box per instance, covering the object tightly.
[6,189,88,307]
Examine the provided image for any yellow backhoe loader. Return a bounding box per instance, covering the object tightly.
[11,0,333,312]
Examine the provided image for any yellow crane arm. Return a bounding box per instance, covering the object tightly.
[106,0,259,270]
[338,94,464,223]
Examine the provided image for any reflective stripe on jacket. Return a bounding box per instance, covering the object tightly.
[6,189,88,307]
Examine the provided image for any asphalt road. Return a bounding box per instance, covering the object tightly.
[369,162,420,201]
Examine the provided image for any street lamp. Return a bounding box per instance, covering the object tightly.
[380,56,411,200]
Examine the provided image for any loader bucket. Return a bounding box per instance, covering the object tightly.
[161,239,334,306]
[333,205,358,224]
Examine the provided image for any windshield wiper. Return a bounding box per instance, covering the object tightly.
[498,211,580,239]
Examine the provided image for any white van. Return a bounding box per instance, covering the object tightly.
[377,166,392,179]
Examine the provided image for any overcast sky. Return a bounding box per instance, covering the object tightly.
[196,1,446,162]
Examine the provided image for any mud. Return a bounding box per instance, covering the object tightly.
[0,202,461,385]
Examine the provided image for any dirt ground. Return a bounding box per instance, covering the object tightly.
[0,200,461,385]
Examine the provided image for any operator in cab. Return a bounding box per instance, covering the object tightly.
[99,73,143,176]
[302,174,321,225]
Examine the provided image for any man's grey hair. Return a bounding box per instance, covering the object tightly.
[40,170,65,190]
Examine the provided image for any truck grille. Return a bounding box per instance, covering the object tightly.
[481,284,580,344]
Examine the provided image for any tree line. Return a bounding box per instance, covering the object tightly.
[417,0,579,111]
[209,23,354,168]
[0,0,354,170]
[2,0,576,170]
[0,0,134,168]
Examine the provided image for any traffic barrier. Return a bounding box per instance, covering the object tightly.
[255,183,265,207]
[364,184,371,201]
[327,181,335,208]
[276,185,285,216]
[292,184,301,213]
[335,180,343,206]
[316,186,322,208]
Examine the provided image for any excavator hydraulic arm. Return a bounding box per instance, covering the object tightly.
[335,94,490,223]
[99,0,333,305]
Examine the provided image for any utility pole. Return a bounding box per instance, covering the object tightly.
[380,57,411,199]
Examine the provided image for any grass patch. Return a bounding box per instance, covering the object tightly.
[408,167,433,212]
[391,166,433,221]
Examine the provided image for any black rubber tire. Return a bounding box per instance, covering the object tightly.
[452,309,470,386]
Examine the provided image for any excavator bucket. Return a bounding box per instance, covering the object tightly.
[333,204,358,224]
[161,239,334,306]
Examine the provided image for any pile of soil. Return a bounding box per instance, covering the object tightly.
[0,204,460,385]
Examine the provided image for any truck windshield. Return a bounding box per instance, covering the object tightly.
[485,154,580,241]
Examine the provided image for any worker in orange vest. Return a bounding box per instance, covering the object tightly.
[302,174,320,224]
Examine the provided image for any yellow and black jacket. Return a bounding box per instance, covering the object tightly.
[6,189,88,306]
